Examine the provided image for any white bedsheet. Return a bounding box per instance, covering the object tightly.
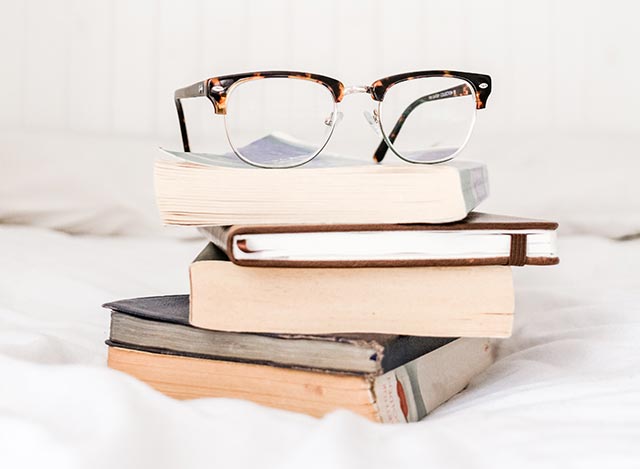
[0,225,639,468]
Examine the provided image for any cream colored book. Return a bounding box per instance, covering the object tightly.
[155,135,489,226]
[107,337,494,423]
[188,244,514,337]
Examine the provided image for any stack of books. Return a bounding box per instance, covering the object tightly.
[105,136,558,423]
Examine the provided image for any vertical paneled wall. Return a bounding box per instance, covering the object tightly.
[0,0,637,147]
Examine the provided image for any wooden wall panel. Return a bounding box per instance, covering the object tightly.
[1,0,638,141]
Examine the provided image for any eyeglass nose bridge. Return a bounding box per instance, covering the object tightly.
[342,85,373,97]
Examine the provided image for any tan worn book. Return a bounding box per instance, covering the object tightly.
[200,212,559,267]
[107,337,494,423]
[189,244,514,337]
[154,141,488,226]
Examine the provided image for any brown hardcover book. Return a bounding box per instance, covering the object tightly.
[107,337,494,423]
[200,212,559,267]
[189,245,514,337]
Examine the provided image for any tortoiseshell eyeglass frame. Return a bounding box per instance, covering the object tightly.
[174,70,492,167]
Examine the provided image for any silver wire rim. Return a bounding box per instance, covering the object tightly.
[223,78,339,169]
[376,79,478,165]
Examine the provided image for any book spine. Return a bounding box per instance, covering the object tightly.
[372,338,494,423]
[460,163,489,213]
[198,227,230,254]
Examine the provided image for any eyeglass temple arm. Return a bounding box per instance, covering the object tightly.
[174,81,207,152]
[372,83,472,163]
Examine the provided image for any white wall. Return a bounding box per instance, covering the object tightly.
[1,0,638,152]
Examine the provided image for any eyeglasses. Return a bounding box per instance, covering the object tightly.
[175,70,492,169]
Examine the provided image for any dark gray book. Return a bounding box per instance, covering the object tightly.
[103,295,455,375]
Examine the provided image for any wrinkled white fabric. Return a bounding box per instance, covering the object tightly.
[0,226,639,468]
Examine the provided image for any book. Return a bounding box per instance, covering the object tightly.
[200,212,559,267]
[107,336,494,422]
[189,244,514,337]
[155,134,489,226]
[103,295,456,374]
